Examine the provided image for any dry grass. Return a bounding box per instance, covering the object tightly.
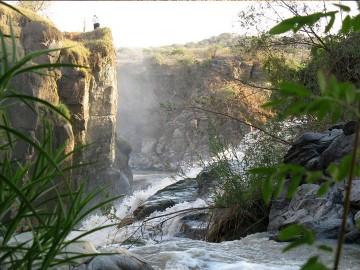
[206,204,269,242]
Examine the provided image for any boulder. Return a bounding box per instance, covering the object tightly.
[73,247,154,270]
[133,178,199,220]
[269,121,360,241]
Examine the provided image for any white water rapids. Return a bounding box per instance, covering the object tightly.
[70,164,360,270]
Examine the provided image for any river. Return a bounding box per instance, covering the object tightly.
[72,167,360,270]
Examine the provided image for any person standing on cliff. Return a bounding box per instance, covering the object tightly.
[92,15,100,30]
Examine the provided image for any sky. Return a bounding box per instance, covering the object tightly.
[6,1,359,48]
[45,1,251,48]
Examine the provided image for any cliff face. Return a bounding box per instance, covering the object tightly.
[0,6,132,199]
[117,50,269,171]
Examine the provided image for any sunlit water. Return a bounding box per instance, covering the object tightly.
[70,133,360,269]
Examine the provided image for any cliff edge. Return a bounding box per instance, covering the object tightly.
[0,5,132,202]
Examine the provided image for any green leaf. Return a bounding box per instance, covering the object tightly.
[330,105,343,123]
[317,72,327,94]
[269,20,296,35]
[273,177,285,199]
[343,83,357,103]
[328,164,339,179]
[262,98,286,109]
[341,15,352,34]
[287,175,302,198]
[301,256,329,270]
[283,237,309,252]
[280,81,312,98]
[325,14,335,33]
[317,182,330,197]
[280,102,308,119]
[352,14,360,31]
[306,99,332,120]
[279,224,305,241]
[335,154,352,181]
[306,171,323,184]
[333,3,351,12]
[263,177,273,205]
[317,244,333,252]
[249,167,276,175]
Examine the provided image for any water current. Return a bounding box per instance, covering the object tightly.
[70,165,360,270]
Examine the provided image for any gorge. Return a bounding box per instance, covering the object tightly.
[2,2,360,270]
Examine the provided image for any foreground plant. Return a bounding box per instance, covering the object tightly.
[0,9,118,270]
[252,3,360,270]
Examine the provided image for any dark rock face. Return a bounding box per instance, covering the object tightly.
[284,122,356,171]
[269,121,360,242]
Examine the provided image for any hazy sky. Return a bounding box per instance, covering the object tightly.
[45,1,251,48]
[7,1,359,48]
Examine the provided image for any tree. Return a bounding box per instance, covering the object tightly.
[16,0,51,13]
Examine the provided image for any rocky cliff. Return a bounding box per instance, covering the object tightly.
[0,6,132,200]
[117,46,269,171]
[268,121,360,242]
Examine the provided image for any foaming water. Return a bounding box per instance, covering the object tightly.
[68,135,360,270]
[130,234,360,270]
[69,165,204,246]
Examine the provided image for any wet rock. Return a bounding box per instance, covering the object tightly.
[73,247,154,270]
[284,129,343,171]
[133,178,199,219]
[177,213,210,240]
[269,183,355,239]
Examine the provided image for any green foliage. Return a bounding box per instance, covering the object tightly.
[0,19,118,269]
[55,101,71,121]
[255,3,360,270]
[203,120,295,241]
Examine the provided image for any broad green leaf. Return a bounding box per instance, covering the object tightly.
[279,224,305,241]
[273,177,285,199]
[325,14,335,33]
[263,177,273,205]
[287,175,302,198]
[280,81,312,98]
[328,164,339,180]
[280,102,308,119]
[330,105,343,123]
[301,256,329,270]
[262,98,286,108]
[317,244,333,252]
[317,72,327,94]
[307,99,332,120]
[353,14,360,31]
[328,75,339,96]
[283,237,309,252]
[336,154,352,181]
[306,171,323,184]
[317,182,330,197]
[341,15,352,34]
[286,164,306,174]
[269,20,296,35]
[343,83,357,103]
[333,3,351,12]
